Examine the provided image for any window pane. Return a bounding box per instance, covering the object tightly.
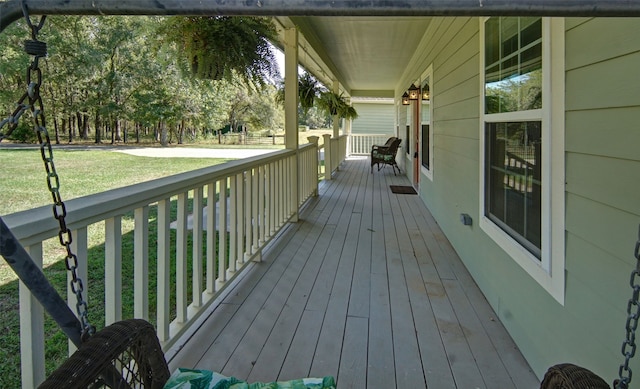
[421,124,429,170]
[485,121,542,258]
[485,18,500,66]
[405,125,410,155]
[520,18,542,47]
[500,17,519,58]
[484,17,542,114]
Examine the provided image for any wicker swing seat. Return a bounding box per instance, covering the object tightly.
[39,319,170,389]
[540,363,611,389]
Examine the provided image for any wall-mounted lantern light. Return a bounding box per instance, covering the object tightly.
[401,92,410,105]
[422,83,430,101]
[408,83,420,100]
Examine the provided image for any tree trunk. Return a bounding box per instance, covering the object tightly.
[95,112,102,144]
[135,122,140,143]
[61,117,68,143]
[178,120,185,144]
[79,112,89,140]
[114,119,122,142]
[160,121,168,146]
[53,117,60,144]
[68,114,74,143]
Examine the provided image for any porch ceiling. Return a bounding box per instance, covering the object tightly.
[276,16,431,98]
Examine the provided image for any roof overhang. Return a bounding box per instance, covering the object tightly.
[3,1,640,98]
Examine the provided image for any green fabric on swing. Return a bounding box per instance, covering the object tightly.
[163,368,336,389]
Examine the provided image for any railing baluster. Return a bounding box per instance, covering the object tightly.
[176,192,188,323]
[105,216,122,325]
[192,187,203,307]
[20,243,45,389]
[157,199,171,342]
[269,162,276,236]
[245,168,253,261]
[236,172,245,268]
[299,152,304,205]
[228,175,237,278]
[134,206,149,320]
[217,179,228,290]
[258,165,265,245]
[277,159,282,225]
[69,227,88,353]
[252,167,259,253]
[206,182,217,294]
[290,155,296,215]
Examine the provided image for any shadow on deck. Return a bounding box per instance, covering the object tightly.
[168,156,539,388]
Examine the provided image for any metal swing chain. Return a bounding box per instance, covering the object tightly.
[0,6,95,339]
[616,225,640,389]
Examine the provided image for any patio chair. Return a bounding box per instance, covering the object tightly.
[369,137,395,166]
[371,137,402,175]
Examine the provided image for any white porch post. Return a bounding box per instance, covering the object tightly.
[345,100,352,157]
[19,243,44,389]
[323,133,332,180]
[331,80,342,172]
[332,80,341,139]
[284,27,299,222]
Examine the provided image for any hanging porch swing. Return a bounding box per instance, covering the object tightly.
[0,7,171,388]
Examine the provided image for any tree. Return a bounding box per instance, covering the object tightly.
[0,15,285,146]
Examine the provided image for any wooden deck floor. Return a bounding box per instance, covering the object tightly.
[168,157,540,388]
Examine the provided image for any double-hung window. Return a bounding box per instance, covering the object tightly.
[480,17,565,303]
[420,66,433,180]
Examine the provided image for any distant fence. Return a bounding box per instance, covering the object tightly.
[349,133,393,155]
[220,133,285,145]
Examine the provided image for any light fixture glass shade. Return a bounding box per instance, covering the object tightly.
[408,84,420,100]
[401,92,410,105]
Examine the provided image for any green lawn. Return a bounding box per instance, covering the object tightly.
[0,148,232,215]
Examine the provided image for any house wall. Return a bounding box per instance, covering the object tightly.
[351,100,395,134]
[406,16,640,382]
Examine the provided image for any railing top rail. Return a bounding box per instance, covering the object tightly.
[4,146,313,245]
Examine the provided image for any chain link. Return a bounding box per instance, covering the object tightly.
[616,225,640,389]
[0,6,95,339]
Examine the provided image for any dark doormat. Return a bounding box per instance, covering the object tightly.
[389,185,417,195]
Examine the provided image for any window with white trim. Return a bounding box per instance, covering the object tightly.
[480,17,565,304]
[420,67,433,180]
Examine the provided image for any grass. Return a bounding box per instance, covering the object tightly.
[0,148,231,215]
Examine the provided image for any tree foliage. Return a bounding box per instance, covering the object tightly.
[0,15,283,144]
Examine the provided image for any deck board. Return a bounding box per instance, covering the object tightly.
[169,157,539,388]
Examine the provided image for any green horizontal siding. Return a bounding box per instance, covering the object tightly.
[351,102,395,134]
[566,107,640,161]
[408,16,640,383]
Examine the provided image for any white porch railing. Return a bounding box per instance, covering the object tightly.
[349,133,393,155]
[322,134,348,180]
[3,144,318,388]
